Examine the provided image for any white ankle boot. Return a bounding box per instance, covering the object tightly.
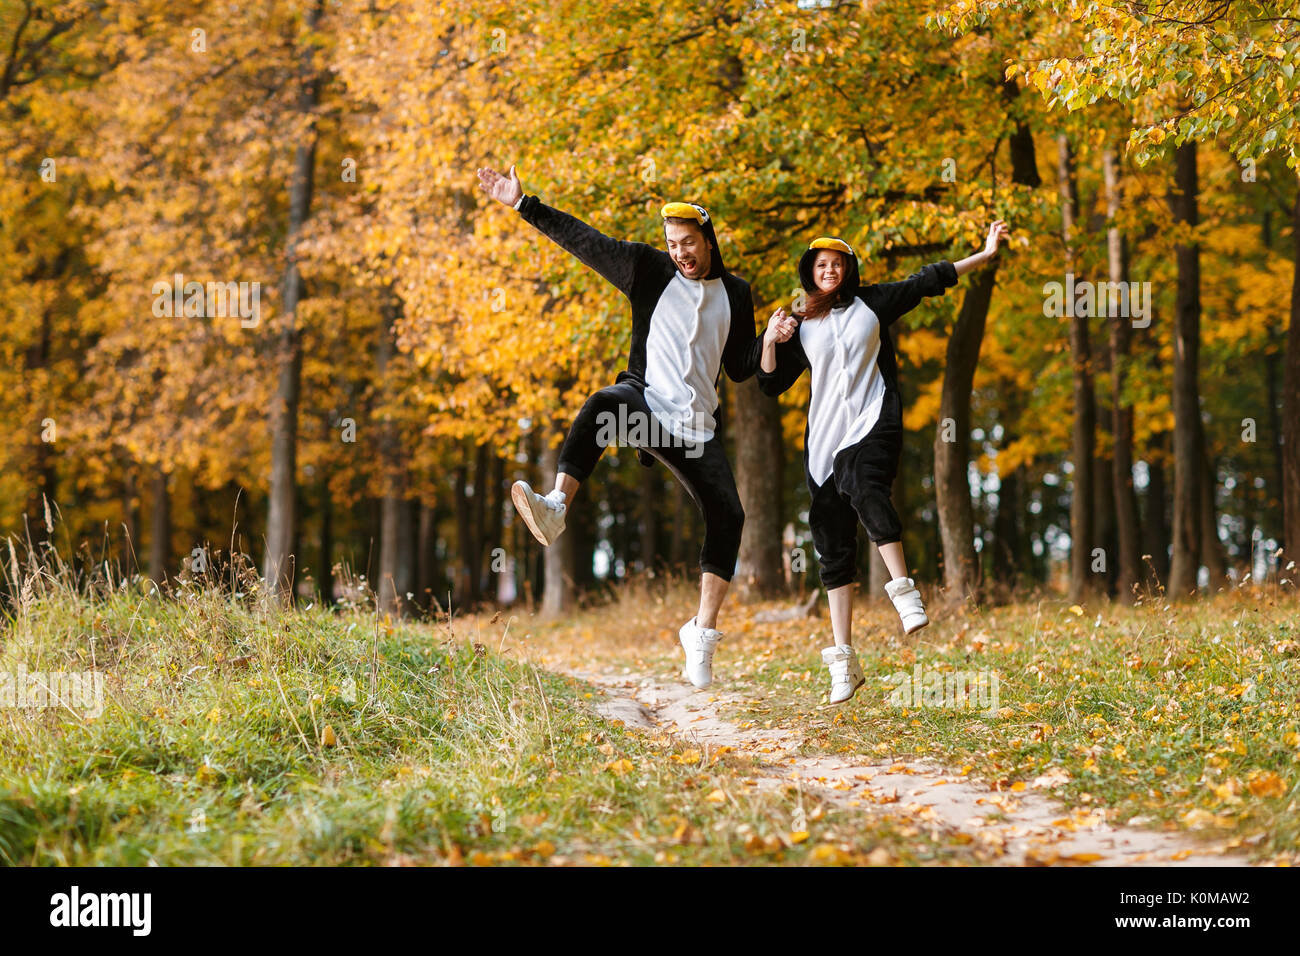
[679,617,722,689]
[821,644,865,704]
[511,481,566,546]
[885,577,929,634]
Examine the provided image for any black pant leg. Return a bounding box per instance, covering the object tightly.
[555,381,649,482]
[807,470,860,589]
[834,429,903,546]
[645,432,744,582]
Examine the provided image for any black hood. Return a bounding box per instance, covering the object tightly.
[798,241,860,309]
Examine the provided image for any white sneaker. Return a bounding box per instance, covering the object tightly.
[822,645,865,704]
[885,577,929,634]
[511,480,566,546]
[678,617,722,689]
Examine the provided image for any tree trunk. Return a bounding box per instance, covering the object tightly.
[733,376,784,597]
[470,443,488,602]
[148,466,170,585]
[1201,445,1227,589]
[1143,434,1171,588]
[376,297,407,617]
[992,456,1023,590]
[934,266,997,602]
[453,453,473,609]
[638,462,658,574]
[1103,145,1141,603]
[487,453,505,595]
[1167,141,1203,597]
[415,500,437,612]
[319,473,333,606]
[24,308,55,555]
[569,484,595,591]
[1284,179,1300,557]
[264,0,324,600]
[933,78,1038,604]
[379,489,403,616]
[121,462,139,576]
[1059,134,1096,603]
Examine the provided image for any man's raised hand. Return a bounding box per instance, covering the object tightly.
[476,164,523,208]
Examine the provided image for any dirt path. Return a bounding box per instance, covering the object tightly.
[565,666,1247,867]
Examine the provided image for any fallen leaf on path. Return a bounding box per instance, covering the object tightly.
[1031,767,1070,789]
[809,844,853,865]
[1181,808,1236,829]
[1247,771,1286,798]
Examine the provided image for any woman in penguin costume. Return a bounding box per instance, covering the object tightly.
[476,165,764,690]
[759,223,1009,704]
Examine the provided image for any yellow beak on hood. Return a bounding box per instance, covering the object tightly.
[809,236,855,256]
[661,202,710,224]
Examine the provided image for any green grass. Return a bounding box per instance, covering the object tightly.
[0,558,981,866]
[713,590,1300,862]
[517,575,1299,863]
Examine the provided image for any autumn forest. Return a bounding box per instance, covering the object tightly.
[4,0,1299,615]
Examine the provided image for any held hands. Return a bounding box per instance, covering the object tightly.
[765,308,797,345]
[476,164,523,207]
[984,220,1010,259]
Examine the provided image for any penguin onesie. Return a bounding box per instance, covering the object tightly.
[512,194,762,580]
[757,237,958,590]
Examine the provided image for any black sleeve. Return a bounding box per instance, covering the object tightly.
[756,330,809,397]
[857,260,959,328]
[721,281,764,383]
[516,195,650,297]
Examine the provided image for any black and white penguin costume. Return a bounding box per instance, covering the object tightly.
[758,239,958,589]
[513,194,762,580]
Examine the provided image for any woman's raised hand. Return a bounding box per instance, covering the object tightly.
[765,308,797,344]
[984,220,1010,257]
[476,164,523,207]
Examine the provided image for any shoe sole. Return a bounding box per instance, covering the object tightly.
[828,675,866,705]
[512,482,557,547]
[903,616,930,635]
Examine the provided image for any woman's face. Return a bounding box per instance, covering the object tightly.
[813,250,845,292]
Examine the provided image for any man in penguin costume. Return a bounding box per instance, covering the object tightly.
[476,164,764,689]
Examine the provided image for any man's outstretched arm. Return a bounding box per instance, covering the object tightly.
[477,164,647,298]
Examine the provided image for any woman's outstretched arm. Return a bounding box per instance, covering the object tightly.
[861,220,1010,327]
